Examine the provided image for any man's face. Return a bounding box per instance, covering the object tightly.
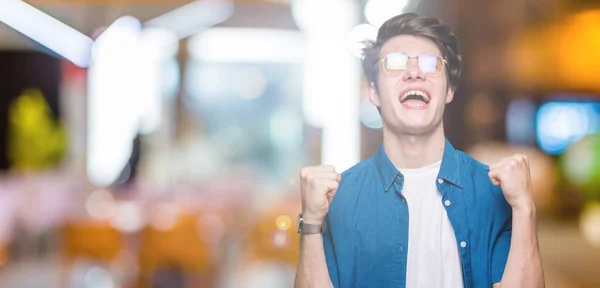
[368,34,454,135]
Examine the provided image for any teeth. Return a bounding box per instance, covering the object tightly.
[400,90,429,102]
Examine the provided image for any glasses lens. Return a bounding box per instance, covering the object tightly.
[385,53,408,72]
[418,54,443,74]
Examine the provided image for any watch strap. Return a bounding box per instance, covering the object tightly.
[297,213,323,234]
[299,222,322,234]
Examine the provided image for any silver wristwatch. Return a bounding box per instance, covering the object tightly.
[297,213,323,234]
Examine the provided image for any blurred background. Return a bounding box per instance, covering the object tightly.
[0,0,599,287]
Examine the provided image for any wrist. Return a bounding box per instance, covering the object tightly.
[510,195,536,211]
[300,211,324,225]
[512,201,536,218]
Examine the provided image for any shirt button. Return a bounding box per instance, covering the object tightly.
[460,241,467,248]
[399,245,404,252]
[444,200,451,206]
[437,178,444,184]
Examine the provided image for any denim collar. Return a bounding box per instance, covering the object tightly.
[374,138,463,192]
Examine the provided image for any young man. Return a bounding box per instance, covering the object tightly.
[294,13,544,288]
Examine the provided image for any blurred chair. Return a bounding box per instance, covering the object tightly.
[137,211,215,288]
[60,220,124,287]
[248,212,300,266]
[238,194,301,288]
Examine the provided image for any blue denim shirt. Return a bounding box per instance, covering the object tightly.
[323,139,512,288]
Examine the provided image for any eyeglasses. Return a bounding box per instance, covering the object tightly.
[380,53,447,77]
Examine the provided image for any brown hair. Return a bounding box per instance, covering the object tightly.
[362,13,462,91]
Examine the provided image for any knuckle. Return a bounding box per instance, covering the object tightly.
[323,165,335,171]
[332,182,340,189]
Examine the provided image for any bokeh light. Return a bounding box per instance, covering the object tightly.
[85,189,116,221]
[87,15,144,187]
[580,202,600,249]
[149,202,179,231]
[271,230,290,249]
[365,0,410,28]
[292,0,357,32]
[555,10,600,91]
[84,266,114,288]
[110,202,144,233]
[536,101,600,155]
[275,215,292,231]
[561,134,600,197]
[507,10,600,92]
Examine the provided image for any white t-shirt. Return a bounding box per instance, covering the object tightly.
[399,160,464,288]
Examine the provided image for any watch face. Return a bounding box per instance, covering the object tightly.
[297,213,302,233]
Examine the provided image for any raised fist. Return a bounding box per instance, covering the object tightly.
[300,165,341,225]
[488,154,535,210]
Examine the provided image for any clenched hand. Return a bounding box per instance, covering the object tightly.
[300,165,341,225]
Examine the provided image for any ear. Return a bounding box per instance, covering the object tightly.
[368,82,381,107]
[445,86,455,104]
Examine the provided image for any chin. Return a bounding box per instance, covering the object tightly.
[385,121,432,135]
[401,125,436,135]
[382,109,441,134]
[391,116,440,134]
[402,117,433,128]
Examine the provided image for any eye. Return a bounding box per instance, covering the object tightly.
[418,54,444,74]
[385,53,408,70]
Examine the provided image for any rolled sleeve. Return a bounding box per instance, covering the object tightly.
[323,216,340,288]
[490,184,513,284]
[491,219,511,283]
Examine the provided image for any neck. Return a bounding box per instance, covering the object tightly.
[382,123,446,170]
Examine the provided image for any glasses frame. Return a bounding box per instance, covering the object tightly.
[379,53,447,77]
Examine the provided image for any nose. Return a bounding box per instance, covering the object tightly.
[402,57,426,82]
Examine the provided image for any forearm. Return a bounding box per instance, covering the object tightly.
[295,234,334,288]
[500,205,545,288]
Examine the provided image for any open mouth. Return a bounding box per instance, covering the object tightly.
[399,90,430,108]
